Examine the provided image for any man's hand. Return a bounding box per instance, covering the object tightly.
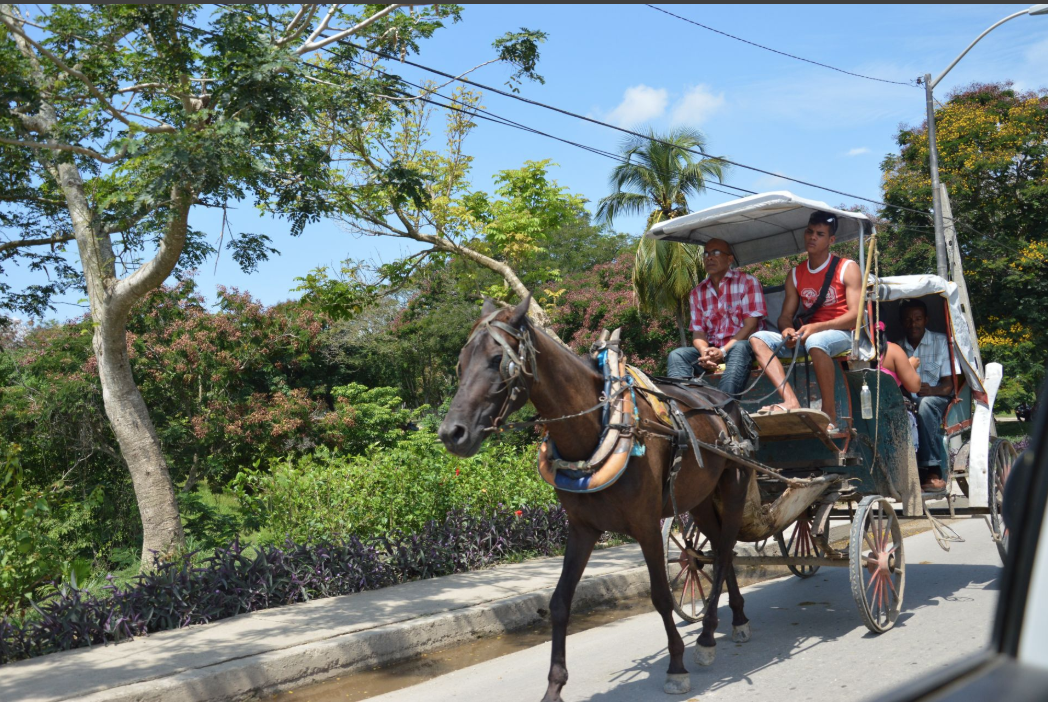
[795,324,818,343]
[917,381,952,397]
[704,347,724,363]
[698,347,722,370]
[781,327,798,349]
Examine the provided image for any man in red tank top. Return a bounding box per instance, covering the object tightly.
[748,211,862,433]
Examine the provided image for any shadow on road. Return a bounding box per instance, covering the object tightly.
[581,563,1000,702]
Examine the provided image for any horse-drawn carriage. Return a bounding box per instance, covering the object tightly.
[648,191,1014,633]
[439,190,1014,700]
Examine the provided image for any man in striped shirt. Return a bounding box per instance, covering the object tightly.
[667,238,766,395]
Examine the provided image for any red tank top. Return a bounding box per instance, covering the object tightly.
[791,256,854,324]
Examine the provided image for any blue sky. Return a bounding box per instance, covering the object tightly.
[8,4,1048,321]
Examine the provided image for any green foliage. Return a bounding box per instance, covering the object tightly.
[879,83,1048,405]
[0,443,99,615]
[231,431,554,543]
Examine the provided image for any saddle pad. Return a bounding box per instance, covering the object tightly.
[625,365,672,426]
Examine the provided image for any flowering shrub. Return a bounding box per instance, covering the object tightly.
[550,256,678,375]
[0,505,569,664]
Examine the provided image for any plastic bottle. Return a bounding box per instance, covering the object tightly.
[860,381,873,419]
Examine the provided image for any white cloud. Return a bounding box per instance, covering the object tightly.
[601,85,668,127]
[1025,36,1048,66]
[845,147,871,156]
[670,85,726,125]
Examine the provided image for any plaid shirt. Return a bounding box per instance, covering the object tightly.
[688,269,766,347]
[902,329,960,385]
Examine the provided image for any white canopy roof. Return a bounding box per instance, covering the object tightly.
[874,274,985,392]
[644,191,870,266]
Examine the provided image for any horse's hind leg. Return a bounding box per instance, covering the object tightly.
[542,522,600,702]
[635,522,690,694]
[694,466,749,666]
[725,564,750,642]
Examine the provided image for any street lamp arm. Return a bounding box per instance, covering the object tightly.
[930,9,1033,89]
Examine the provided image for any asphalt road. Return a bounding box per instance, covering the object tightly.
[369,517,1000,702]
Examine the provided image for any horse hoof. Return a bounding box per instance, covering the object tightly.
[693,644,716,666]
[732,623,751,643]
[664,673,691,695]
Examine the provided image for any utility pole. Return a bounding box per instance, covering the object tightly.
[925,73,947,280]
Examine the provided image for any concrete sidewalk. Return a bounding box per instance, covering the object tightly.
[2,522,855,702]
[2,544,650,702]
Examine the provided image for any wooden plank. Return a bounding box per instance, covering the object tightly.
[748,408,832,437]
[796,411,842,453]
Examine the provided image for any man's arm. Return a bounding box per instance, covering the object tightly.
[918,333,957,397]
[723,317,760,353]
[779,271,800,333]
[800,259,861,335]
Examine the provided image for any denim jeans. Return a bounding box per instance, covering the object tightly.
[666,342,754,395]
[914,394,951,477]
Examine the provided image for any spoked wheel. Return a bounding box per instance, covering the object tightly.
[849,495,905,634]
[988,437,1017,563]
[775,507,822,578]
[663,513,712,623]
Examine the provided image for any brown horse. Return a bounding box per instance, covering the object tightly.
[439,297,753,700]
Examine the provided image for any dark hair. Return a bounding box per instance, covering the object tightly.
[807,210,838,236]
[899,298,928,320]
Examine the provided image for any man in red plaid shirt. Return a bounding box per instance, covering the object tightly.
[667,238,766,395]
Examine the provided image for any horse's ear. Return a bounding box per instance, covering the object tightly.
[510,294,531,326]
[481,297,498,317]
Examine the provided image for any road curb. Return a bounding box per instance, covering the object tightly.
[75,566,653,702]
[66,527,854,702]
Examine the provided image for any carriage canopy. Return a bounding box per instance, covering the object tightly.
[643,191,986,392]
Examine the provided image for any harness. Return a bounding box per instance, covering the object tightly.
[464,310,539,431]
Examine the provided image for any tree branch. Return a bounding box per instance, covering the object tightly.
[296,4,414,55]
[276,4,319,48]
[0,14,176,134]
[0,232,74,254]
[0,135,128,164]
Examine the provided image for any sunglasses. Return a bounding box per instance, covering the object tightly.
[703,250,730,258]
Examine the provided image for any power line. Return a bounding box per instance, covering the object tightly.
[645,5,917,88]
[310,54,759,202]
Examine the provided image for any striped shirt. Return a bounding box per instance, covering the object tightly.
[902,329,960,385]
[688,268,767,347]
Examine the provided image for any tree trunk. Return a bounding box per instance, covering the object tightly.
[94,312,185,564]
[52,158,188,567]
[674,303,688,347]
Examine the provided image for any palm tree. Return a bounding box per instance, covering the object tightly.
[595,127,727,345]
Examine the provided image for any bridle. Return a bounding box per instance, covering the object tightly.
[461,310,539,432]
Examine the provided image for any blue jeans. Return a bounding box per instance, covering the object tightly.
[749,329,853,358]
[667,342,754,395]
[914,394,951,477]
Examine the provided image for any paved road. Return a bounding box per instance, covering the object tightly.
[370,517,1000,702]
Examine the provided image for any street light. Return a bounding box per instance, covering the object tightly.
[924,4,1048,279]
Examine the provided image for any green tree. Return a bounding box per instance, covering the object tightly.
[594,127,727,344]
[879,82,1048,407]
[0,4,540,566]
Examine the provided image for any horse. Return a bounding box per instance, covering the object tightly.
[438,296,754,701]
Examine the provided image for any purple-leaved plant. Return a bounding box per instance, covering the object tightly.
[1,506,571,664]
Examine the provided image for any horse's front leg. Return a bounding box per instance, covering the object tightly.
[635,521,691,694]
[694,465,748,667]
[542,521,601,702]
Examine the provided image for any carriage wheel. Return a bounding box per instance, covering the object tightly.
[849,496,905,634]
[775,507,822,578]
[988,437,1017,563]
[663,513,712,623]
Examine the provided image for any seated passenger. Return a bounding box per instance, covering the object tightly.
[874,320,922,452]
[666,238,766,395]
[749,211,862,434]
[897,298,960,492]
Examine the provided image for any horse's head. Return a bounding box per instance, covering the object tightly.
[439,296,536,457]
